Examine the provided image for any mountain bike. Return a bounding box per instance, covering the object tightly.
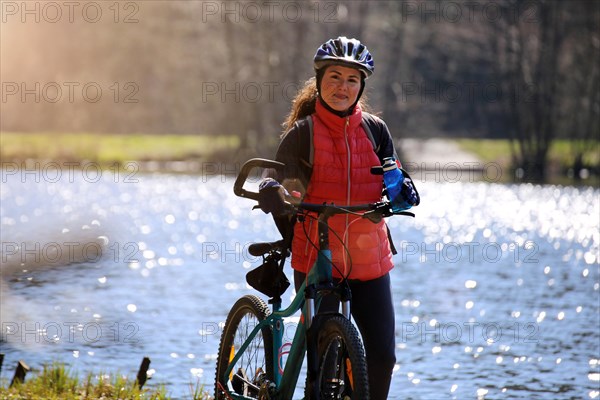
[215,158,412,400]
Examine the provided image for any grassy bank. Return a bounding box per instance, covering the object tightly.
[456,138,600,169]
[0,362,210,399]
[0,132,240,167]
[1,132,598,183]
[455,138,600,185]
[0,362,167,399]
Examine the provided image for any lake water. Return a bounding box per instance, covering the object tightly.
[1,169,599,399]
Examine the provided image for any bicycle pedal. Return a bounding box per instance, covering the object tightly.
[231,368,248,393]
[232,368,260,396]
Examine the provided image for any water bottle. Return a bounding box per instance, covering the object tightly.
[382,157,405,212]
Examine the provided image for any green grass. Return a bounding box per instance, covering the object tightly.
[2,132,597,182]
[0,132,240,166]
[0,362,211,399]
[0,362,169,399]
[549,139,600,166]
[455,139,513,164]
[456,138,600,168]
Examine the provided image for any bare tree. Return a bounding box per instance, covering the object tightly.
[487,0,570,182]
[379,2,406,136]
[562,1,600,180]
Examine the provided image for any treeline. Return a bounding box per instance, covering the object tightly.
[2,0,598,180]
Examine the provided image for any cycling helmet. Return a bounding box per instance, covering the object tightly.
[314,36,374,77]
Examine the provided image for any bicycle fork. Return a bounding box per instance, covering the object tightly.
[305,258,353,400]
[304,211,354,399]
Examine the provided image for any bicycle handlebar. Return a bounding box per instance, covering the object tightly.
[233,158,285,202]
[295,201,398,221]
[234,158,414,220]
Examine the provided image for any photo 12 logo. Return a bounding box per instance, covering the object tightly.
[1,241,140,265]
[402,162,504,183]
[200,81,300,104]
[400,321,540,344]
[400,1,541,24]
[1,1,140,24]
[1,162,139,184]
[398,81,537,105]
[1,82,139,104]
[199,319,301,343]
[1,321,140,344]
[398,241,539,265]
[200,1,339,23]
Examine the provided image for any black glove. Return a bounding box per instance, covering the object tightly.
[390,170,420,211]
[258,178,289,216]
[400,172,420,207]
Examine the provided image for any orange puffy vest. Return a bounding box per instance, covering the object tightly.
[291,100,394,281]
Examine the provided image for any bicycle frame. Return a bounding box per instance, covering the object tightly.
[222,212,350,399]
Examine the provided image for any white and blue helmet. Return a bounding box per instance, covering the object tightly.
[314,36,374,77]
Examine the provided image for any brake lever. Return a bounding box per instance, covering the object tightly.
[253,200,296,216]
[362,202,393,223]
[363,211,383,224]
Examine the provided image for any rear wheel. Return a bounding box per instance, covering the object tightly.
[215,295,274,399]
[307,315,370,399]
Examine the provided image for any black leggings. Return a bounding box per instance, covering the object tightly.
[294,271,396,400]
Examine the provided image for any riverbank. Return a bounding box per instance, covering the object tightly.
[399,138,599,185]
[0,132,241,167]
[0,362,170,399]
[1,132,598,185]
[0,361,211,399]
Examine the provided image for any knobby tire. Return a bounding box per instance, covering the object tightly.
[306,315,370,400]
[215,295,274,399]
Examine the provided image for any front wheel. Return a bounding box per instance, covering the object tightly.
[307,315,370,399]
[215,295,274,399]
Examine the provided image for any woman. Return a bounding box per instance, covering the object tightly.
[268,36,415,400]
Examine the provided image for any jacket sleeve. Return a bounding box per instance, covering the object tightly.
[275,124,312,195]
[271,127,305,241]
[373,115,401,164]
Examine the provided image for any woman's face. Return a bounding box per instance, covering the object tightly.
[320,65,362,112]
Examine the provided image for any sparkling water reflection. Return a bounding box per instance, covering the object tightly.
[1,172,598,399]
